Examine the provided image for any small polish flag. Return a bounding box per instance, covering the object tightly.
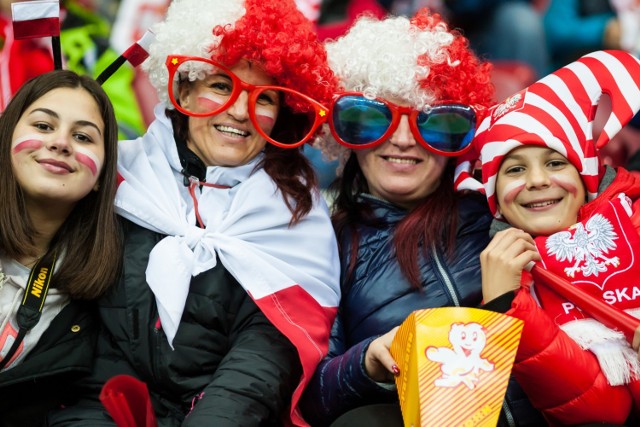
[96,30,155,84]
[123,29,155,67]
[11,0,60,40]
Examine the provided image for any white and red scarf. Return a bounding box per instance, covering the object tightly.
[115,106,340,426]
[534,192,640,385]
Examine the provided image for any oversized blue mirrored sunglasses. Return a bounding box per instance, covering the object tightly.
[329,93,477,156]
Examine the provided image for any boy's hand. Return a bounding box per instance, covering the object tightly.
[480,228,541,303]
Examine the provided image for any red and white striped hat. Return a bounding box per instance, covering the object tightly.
[454,50,640,217]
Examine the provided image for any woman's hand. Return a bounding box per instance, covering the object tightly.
[364,327,400,382]
[480,228,541,303]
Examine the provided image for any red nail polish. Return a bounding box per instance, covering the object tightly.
[391,365,400,376]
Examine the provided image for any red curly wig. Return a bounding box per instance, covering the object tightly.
[412,10,494,109]
[213,0,337,111]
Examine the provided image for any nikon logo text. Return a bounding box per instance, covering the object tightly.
[30,268,48,298]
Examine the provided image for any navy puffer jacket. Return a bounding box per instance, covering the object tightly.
[301,192,546,427]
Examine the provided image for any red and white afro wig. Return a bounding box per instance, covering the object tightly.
[142,0,336,112]
[316,8,494,166]
[454,50,640,218]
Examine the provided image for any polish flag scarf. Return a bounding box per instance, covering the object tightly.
[115,106,340,426]
[533,191,640,385]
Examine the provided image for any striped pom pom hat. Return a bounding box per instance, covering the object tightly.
[454,50,640,217]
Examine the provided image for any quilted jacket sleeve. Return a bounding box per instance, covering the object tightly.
[182,295,301,427]
[508,288,633,426]
[299,311,396,427]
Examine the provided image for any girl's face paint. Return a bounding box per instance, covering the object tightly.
[10,87,106,212]
[495,145,586,236]
[252,87,279,128]
[12,134,44,153]
[74,145,102,176]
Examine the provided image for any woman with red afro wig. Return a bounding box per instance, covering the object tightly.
[301,8,545,427]
[47,0,341,426]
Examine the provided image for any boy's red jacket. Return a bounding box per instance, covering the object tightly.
[509,168,640,426]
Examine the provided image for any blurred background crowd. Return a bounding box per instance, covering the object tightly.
[2,0,640,186]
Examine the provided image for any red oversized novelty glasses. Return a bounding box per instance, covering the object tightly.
[328,92,478,156]
[165,55,329,148]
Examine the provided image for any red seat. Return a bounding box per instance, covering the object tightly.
[315,0,386,41]
[490,60,537,102]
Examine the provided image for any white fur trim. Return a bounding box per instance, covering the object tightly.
[562,318,640,386]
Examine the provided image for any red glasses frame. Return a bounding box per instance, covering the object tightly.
[165,55,329,148]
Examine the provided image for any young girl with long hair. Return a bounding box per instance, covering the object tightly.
[0,69,121,427]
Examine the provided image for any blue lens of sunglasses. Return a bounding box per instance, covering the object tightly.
[332,96,392,145]
[333,96,475,152]
[416,105,476,153]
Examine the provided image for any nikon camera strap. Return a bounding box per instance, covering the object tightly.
[0,253,56,370]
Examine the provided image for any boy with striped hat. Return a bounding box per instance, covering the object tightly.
[456,49,640,426]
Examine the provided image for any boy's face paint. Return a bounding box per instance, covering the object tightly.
[495,145,586,236]
[499,180,526,205]
[10,87,106,211]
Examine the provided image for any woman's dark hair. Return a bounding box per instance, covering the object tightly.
[0,69,121,299]
[167,102,318,225]
[332,152,458,289]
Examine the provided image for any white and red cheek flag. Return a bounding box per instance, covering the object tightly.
[11,0,60,39]
[532,194,640,386]
[115,106,341,427]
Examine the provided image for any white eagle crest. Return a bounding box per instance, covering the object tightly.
[493,93,522,119]
[546,214,619,278]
